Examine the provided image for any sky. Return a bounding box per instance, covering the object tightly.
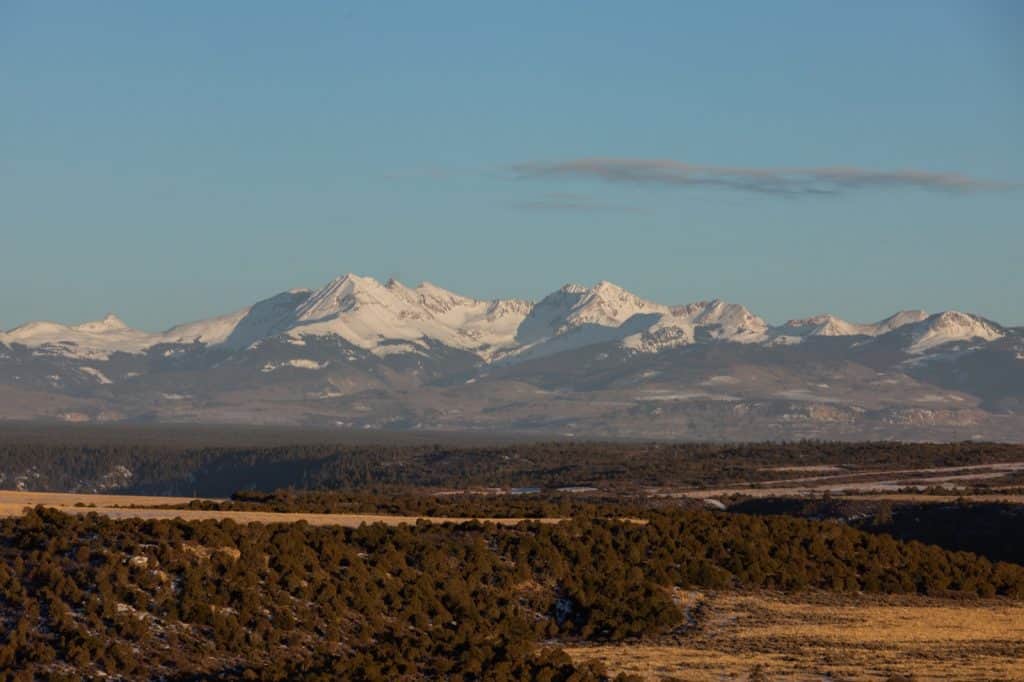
[2,1,1022,330]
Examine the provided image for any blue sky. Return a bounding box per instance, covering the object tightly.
[2,1,1022,330]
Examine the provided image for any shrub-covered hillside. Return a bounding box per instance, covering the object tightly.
[1,507,1021,680]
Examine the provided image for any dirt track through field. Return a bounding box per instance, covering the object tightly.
[675,489,1024,504]
[0,490,563,527]
[664,460,1024,502]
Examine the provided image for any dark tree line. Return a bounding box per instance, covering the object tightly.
[2,430,1022,495]
[731,497,1024,566]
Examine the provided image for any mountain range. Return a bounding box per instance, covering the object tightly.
[2,274,1022,440]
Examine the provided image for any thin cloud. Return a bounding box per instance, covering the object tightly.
[510,158,1017,197]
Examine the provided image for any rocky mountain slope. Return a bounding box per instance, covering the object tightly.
[2,274,1022,440]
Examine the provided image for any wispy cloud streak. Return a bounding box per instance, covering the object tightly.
[510,158,1017,196]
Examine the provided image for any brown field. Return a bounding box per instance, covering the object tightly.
[0,490,563,527]
[566,591,1024,681]
[0,490,220,507]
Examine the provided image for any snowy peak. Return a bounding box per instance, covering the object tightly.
[10,313,132,338]
[780,314,862,337]
[672,299,768,338]
[1,315,154,360]
[407,281,478,315]
[295,274,389,322]
[564,280,667,329]
[905,311,1004,353]
[514,281,664,348]
[283,274,533,359]
[513,286,588,346]
[621,299,768,353]
[777,309,932,339]
[73,313,129,333]
[486,298,534,319]
[558,283,589,295]
[874,309,930,334]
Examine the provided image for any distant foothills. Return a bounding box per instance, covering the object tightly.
[1,274,1022,440]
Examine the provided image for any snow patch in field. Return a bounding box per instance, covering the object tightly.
[372,342,428,357]
[310,390,345,399]
[261,359,328,372]
[79,366,112,384]
[637,391,739,402]
[774,389,844,404]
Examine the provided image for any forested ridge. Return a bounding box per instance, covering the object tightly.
[3,428,1023,495]
[1,507,1022,680]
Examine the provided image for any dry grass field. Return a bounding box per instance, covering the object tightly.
[566,591,1024,681]
[0,490,217,507]
[0,490,562,527]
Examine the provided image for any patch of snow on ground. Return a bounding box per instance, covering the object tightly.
[638,391,739,402]
[916,393,958,403]
[79,366,113,384]
[702,375,739,385]
[372,342,427,357]
[262,359,328,372]
[774,389,844,404]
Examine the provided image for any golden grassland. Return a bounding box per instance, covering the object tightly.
[0,490,565,527]
[0,490,217,507]
[566,591,1024,681]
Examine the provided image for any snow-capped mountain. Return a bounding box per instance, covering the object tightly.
[902,311,1004,353]
[2,314,156,359]
[285,275,531,359]
[774,310,931,340]
[1,274,1020,440]
[1,274,1007,361]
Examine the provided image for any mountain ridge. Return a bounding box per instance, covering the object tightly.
[2,274,1020,439]
[1,274,1006,361]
